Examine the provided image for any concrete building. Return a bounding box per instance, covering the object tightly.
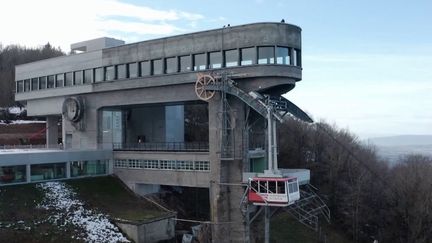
[12,22,312,242]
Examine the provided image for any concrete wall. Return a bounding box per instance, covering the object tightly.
[115,214,176,243]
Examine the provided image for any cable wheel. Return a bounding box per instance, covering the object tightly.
[195,74,216,101]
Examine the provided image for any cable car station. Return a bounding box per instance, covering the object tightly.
[9,22,330,242]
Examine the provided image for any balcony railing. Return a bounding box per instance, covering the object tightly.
[112,142,209,152]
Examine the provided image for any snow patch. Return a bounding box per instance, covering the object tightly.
[37,182,129,243]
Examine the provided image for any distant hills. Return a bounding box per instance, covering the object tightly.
[366,135,432,164]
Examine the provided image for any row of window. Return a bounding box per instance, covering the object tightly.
[114,159,210,171]
[0,160,109,185]
[16,46,301,93]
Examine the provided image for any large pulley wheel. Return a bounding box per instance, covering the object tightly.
[195,74,216,101]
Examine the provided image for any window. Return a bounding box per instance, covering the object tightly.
[56,74,64,87]
[47,75,55,88]
[258,46,275,64]
[84,69,93,84]
[225,49,238,67]
[180,55,191,72]
[193,53,206,71]
[74,71,83,85]
[65,72,73,86]
[94,67,104,82]
[140,61,150,76]
[117,64,127,79]
[17,81,24,93]
[128,63,138,78]
[31,163,66,181]
[276,47,290,65]
[209,52,222,69]
[277,181,285,194]
[293,49,301,66]
[31,78,38,91]
[105,66,115,81]
[0,165,26,184]
[165,57,177,74]
[39,77,47,90]
[23,79,30,92]
[268,181,276,193]
[241,47,255,65]
[258,181,268,193]
[152,59,163,75]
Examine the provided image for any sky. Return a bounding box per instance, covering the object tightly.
[1,0,431,138]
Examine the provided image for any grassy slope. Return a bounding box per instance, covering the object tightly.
[0,176,166,242]
[66,176,166,221]
[271,213,353,243]
[0,183,80,243]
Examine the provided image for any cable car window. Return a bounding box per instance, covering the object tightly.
[259,181,268,193]
[277,181,285,194]
[268,181,276,193]
[251,180,258,191]
[288,182,298,193]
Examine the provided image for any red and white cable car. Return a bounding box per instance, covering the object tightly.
[248,177,300,207]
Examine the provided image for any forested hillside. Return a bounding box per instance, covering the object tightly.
[278,118,432,242]
[0,43,64,106]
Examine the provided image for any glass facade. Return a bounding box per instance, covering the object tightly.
[128,63,138,78]
[241,47,255,65]
[39,76,47,89]
[276,47,290,65]
[180,55,191,72]
[65,72,73,86]
[0,165,26,184]
[209,52,222,69]
[193,53,206,71]
[31,163,66,181]
[84,69,93,84]
[105,66,115,81]
[117,64,127,79]
[225,49,239,67]
[152,59,163,75]
[70,160,107,177]
[258,46,275,64]
[140,61,151,76]
[74,71,83,85]
[95,67,104,82]
[165,57,177,74]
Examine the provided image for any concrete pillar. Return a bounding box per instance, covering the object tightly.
[66,161,71,178]
[209,95,247,243]
[46,116,59,149]
[26,164,31,183]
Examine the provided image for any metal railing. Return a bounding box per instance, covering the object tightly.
[0,144,55,150]
[113,142,209,152]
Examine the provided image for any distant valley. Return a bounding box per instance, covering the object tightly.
[366,135,432,165]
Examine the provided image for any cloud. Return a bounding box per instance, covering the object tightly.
[0,0,203,51]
